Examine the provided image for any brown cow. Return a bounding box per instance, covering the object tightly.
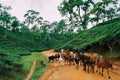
[83,53,96,73]
[61,52,75,65]
[96,57,113,79]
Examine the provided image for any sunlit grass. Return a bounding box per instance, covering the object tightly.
[30,52,49,80]
[20,52,49,80]
[21,52,37,73]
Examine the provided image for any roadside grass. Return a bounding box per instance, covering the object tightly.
[21,52,37,74]
[30,52,49,80]
[20,52,49,80]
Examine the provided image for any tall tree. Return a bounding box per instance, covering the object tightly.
[54,20,66,34]
[90,0,118,24]
[58,0,74,31]
[0,4,12,38]
[24,10,39,27]
[58,0,95,30]
[11,17,19,32]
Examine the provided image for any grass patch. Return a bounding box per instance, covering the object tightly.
[0,50,48,80]
[21,52,37,74]
[21,52,49,80]
[30,52,49,80]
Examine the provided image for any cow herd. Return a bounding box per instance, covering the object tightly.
[48,50,113,79]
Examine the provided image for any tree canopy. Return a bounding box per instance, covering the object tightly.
[0,1,120,79]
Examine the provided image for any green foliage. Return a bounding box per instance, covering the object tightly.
[11,17,19,32]
[58,0,119,30]
[0,1,120,79]
[24,10,40,26]
[20,52,48,80]
[0,6,74,79]
[30,52,48,80]
[0,24,49,80]
[20,52,37,73]
[59,18,120,55]
[0,48,23,80]
[90,0,119,24]
[58,0,95,30]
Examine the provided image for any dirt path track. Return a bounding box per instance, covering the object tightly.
[39,50,120,80]
[25,58,37,80]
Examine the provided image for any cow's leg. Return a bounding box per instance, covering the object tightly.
[53,59,54,63]
[67,60,68,65]
[88,65,89,73]
[83,63,86,71]
[101,68,104,76]
[96,65,98,73]
[107,69,111,79]
[99,67,101,74]
[96,67,98,73]
[65,60,68,65]
[93,66,94,73]
[66,60,68,65]
[80,60,82,66]
[76,63,79,70]
[92,64,94,73]
[64,60,66,65]
[93,65,95,73]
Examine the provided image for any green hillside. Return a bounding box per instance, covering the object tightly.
[1,0,120,79]
[0,26,49,52]
[0,26,49,79]
[0,22,73,80]
[58,18,120,60]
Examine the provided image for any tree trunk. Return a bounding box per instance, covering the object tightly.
[69,13,74,30]
[4,23,7,39]
[77,6,83,23]
[107,44,112,52]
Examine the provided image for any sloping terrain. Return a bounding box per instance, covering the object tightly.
[58,18,120,59]
[0,26,48,79]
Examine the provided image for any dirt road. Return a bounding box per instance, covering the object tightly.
[39,50,120,80]
[25,58,37,80]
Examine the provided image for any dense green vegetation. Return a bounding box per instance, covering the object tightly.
[58,0,120,30]
[20,52,48,80]
[0,0,120,80]
[0,3,74,80]
[30,52,48,80]
[57,18,120,60]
